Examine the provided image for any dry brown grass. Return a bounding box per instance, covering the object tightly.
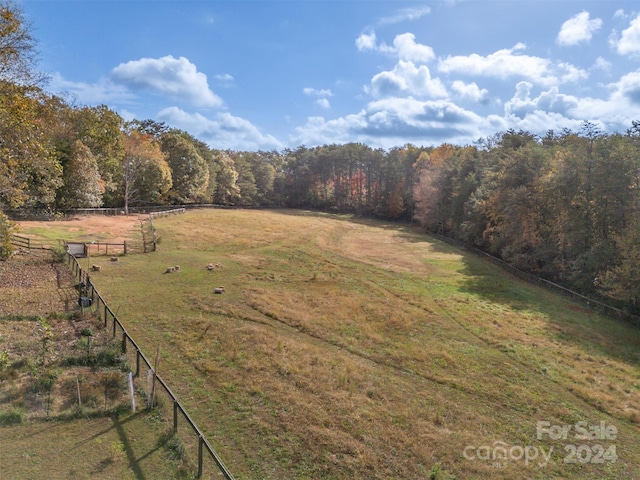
[20,210,640,479]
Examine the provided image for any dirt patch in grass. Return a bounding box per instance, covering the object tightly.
[17,215,143,244]
[0,250,77,317]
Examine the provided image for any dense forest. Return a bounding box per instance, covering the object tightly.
[2,2,640,314]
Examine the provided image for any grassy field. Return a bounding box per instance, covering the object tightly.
[22,209,640,479]
[0,250,192,479]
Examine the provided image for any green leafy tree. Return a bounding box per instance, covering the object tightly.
[58,140,103,208]
[212,151,239,205]
[72,106,125,206]
[0,3,61,211]
[160,132,209,203]
[0,82,62,210]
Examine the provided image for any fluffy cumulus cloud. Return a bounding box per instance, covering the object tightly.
[392,33,435,63]
[556,11,602,46]
[111,55,223,108]
[368,60,447,99]
[504,82,579,119]
[614,13,640,56]
[451,80,489,103]
[355,31,377,51]
[499,75,640,136]
[48,73,136,105]
[610,70,640,105]
[438,43,587,86]
[356,32,435,63]
[292,97,506,149]
[157,107,282,151]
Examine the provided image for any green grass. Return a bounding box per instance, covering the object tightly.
[81,209,640,479]
[0,250,192,479]
[0,410,192,479]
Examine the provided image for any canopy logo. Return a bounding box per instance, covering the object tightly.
[462,420,618,469]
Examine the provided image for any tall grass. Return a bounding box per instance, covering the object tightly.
[89,209,640,479]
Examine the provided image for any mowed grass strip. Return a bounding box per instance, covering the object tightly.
[87,209,640,479]
[0,410,186,480]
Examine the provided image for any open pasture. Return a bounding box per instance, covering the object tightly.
[80,209,640,479]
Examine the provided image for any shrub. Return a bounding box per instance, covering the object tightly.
[0,212,15,260]
[0,407,25,425]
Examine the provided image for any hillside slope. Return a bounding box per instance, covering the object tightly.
[84,209,640,479]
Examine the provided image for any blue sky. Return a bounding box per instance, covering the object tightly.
[22,1,640,151]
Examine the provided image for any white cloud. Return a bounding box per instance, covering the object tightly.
[498,73,640,136]
[614,14,640,55]
[438,43,587,86]
[356,31,377,51]
[611,70,640,105]
[377,6,431,26]
[111,55,223,108]
[214,73,234,82]
[504,82,579,119]
[303,87,333,97]
[316,98,331,109]
[157,107,282,151]
[591,57,612,72]
[393,33,435,63]
[556,11,602,46]
[614,9,626,20]
[356,32,435,63]
[292,97,505,149]
[294,66,640,150]
[368,60,447,99]
[47,72,136,105]
[304,88,333,108]
[451,80,489,103]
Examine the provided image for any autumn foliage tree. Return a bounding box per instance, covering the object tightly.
[122,131,171,213]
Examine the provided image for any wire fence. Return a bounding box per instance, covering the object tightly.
[67,254,235,480]
[430,232,640,327]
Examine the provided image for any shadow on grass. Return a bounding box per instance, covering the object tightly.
[312,210,640,369]
[452,241,640,368]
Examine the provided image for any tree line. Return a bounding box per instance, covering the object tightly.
[2,1,640,315]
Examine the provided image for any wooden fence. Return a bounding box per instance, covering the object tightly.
[10,234,60,251]
[67,254,235,479]
[10,234,30,249]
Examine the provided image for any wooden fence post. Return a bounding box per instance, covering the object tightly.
[173,400,178,433]
[198,435,204,478]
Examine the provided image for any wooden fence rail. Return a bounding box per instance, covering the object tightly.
[67,254,235,480]
[10,234,30,249]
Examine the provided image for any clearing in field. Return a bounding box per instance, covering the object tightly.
[19,209,640,479]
